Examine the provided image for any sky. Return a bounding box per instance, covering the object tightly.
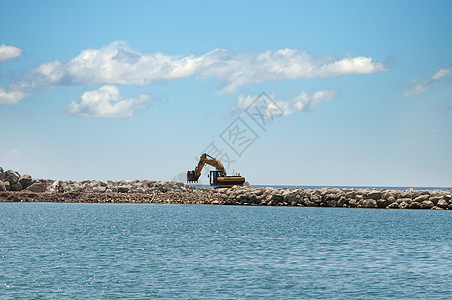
[1,0,451,187]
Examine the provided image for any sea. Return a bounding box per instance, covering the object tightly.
[193,184,451,191]
[1,202,451,299]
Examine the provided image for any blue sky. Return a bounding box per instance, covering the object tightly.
[1,0,451,187]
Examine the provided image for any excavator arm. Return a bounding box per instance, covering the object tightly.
[187,154,226,182]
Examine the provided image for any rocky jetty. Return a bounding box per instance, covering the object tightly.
[1,166,451,209]
[0,176,450,210]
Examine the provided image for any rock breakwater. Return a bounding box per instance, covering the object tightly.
[2,166,451,209]
[1,179,451,210]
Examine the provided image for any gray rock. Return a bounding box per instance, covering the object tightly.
[5,170,20,184]
[420,200,434,209]
[409,202,421,209]
[399,202,409,209]
[117,186,130,193]
[304,200,318,207]
[367,191,382,200]
[429,196,442,205]
[10,182,22,191]
[387,202,399,209]
[26,182,46,193]
[348,199,359,207]
[271,194,284,205]
[326,198,337,207]
[386,196,396,204]
[363,199,377,208]
[337,196,347,207]
[402,198,412,205]
[345,191,356,199]
[377,199,388,208]
[4,181,10,191]
[414,194,430,203]
[437,199,448,208]
[19,174,33,189]
[398,192,412,199]
[0,181,6,191]
[0,167,4,181]
[397,198,412,204]
[92,186,107,193]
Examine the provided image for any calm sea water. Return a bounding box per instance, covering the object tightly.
[1,203,451,299]
[193,184,451,191]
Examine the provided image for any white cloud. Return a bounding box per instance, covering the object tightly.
[0,87,26,104]
[403,82,431,96]
[68,85,149,118]
[0,44,22,62]
[2,41,386,104]
[236,89,339,117]
[432,67,452,80]
[404,65,452,96]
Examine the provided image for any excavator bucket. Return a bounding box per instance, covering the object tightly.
[187,170,200,183]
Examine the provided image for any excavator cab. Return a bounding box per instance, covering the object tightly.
[209,170,224,186]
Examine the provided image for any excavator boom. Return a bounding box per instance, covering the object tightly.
[187,153,245,187]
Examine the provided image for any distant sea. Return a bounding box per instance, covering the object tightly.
[192,184,451,191]
[1,203,451,299]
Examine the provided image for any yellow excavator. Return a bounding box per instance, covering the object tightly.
[187,153,246,187]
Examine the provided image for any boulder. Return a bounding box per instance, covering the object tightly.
[337,196,347,207]
[363,199,377,208]
[348,199,359,207]
[387,202,399,209]
[399,202,409,209]
[386,196,396,204]
[367,190,382,200]
[3,181,10,191]
[429,196,442,205]
[398,192,412,199]
[437,199,448,208]
[0,167,4,181]
[409,202,421,209]
[345,191,356,199]
[10,182,22,191]
[325,193,339,207]
[377,199,388,208]
[26,182,46,193]
[397,198,412,204]
[414,194,430,203]
[19,174,33,189]
[0,181,6,191]
[420,200,434,209]
[117,186,130,193]
[326,198,337,207]
[5,170,20,184]
[92,186,107,193]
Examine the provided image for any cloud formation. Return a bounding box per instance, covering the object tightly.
[236,90,340,117]
[0,88,26,105]
[3,41,386,104]
[404,66,452,96]
[68,85,149,118]
[0,44,22,62]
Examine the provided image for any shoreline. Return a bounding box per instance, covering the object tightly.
[1,183,451,209]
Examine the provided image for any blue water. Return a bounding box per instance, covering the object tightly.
[192,184,451,191]
[1,203,451,299]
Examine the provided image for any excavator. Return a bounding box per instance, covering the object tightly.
[187,153,245,187]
